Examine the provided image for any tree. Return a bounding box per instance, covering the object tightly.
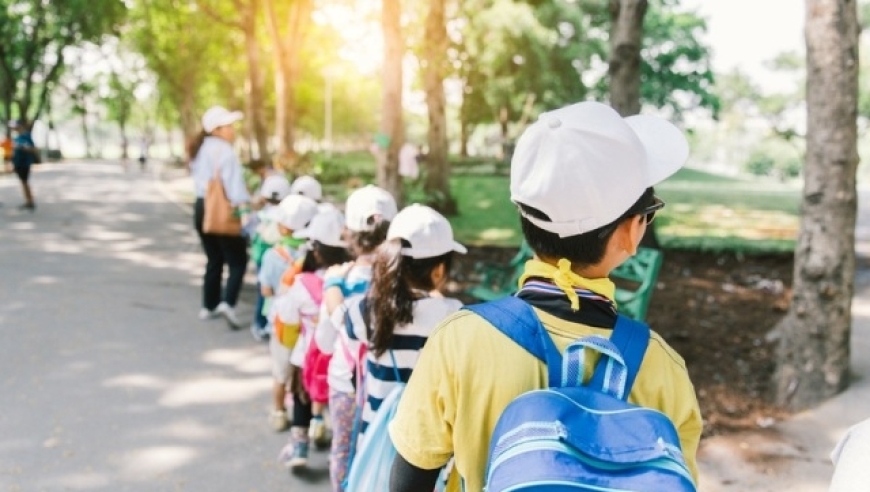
[774,0,859,411]
[264,0,313,166]
[0,0,126,130]
[377,0,405,202]
[197,0,270,159]
[421,0,455,214]
[608,0,647,116]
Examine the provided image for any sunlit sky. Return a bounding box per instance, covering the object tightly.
[683,0,804,90]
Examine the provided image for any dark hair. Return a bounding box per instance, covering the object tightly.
[519,187,656,268]
[187,129,209,161]
[300,241,351,272]
[368,239,453,358]
[349,217,391,256]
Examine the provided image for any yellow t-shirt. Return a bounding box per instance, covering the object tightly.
[388,262,703,492]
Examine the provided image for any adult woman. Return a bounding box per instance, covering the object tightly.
[189,106,251,329]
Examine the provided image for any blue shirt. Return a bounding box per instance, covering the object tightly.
[12,133,35,168]
[190,136,251,206]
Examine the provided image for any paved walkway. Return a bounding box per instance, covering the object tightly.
[0,161,330,491]
[3,160,870,491]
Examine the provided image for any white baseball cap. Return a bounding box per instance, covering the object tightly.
[294,203,346,248]
[276,195,319,231]
[202,106,243,133]
[260,175,291,201]
[344,185,398,232]
[290,175,323,201]
[387,204,467,259]
[510,101,688,238]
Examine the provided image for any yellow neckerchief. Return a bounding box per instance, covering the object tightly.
[517,258,616,311]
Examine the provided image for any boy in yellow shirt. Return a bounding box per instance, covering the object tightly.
[387,101,703,491]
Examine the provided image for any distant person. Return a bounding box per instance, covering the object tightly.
[138,135,149,172]
[830,418,870,491]
[387,102,702,491]
[12,120,37,211]
[189,106,251,329]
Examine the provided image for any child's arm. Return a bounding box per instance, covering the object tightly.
[323,261,354,315]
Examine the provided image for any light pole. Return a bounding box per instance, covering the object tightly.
[323,66,336,158]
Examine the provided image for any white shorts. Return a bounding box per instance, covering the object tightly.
[269,336,293,383]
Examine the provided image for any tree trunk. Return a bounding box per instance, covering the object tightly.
[608,0,656,246]
[422,0,455,215]
[459,120,470,158]
[243,0,269,160]
[377,0,404,204]
[774,0,859,411]
[264,0,312,170]
[608,0,647,117]
[80,112,92,159]
[120,122,128,160]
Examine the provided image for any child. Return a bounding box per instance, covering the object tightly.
[313,184,397,492]
[248,174,293,339]
[387,102,703,491]
[272,204,351,468]
[346,204,466,439]
[258,195,318,430]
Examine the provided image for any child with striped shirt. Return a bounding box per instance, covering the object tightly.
[345,204,466,437]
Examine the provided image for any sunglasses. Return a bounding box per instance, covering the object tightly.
[640,196,666,225]
[597,196,666,238]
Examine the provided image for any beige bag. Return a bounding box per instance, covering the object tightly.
[202,164,241,236]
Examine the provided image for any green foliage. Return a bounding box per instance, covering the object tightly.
[638,0,720,117]
[0,0,127,122]
[744,152,776,177]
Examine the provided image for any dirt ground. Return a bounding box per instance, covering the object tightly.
[448,247,795,439]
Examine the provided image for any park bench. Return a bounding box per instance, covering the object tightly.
[465,243,663,321]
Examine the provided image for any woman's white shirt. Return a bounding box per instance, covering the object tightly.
[190,136,250,206]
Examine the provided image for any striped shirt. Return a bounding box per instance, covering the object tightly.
[346,296,462,436]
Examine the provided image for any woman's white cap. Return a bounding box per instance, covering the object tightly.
[294,203,347,248]
[510,101,688,237]
[276,195,319,231]
[290,175,323,201]
[345,185,398,232]
[387,204,467,258]
[260,175,291,201]
[202,106,243,133]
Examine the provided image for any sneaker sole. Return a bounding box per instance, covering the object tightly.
[221,312,242,331]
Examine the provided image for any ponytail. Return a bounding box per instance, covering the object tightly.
[350,216,391,256]
[187,129,208,161]
[368,239,454,358]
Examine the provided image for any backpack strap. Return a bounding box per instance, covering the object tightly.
[297,272,324,305]
[464,297,563,387]
[589,314,650,398]
[465,298,650,397]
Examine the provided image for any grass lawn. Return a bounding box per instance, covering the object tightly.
[448,167,802,252]
[301,151,802,253]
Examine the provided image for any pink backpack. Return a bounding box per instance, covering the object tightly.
[299,273,330,404]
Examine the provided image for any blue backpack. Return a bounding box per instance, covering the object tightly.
[465,297,696,492]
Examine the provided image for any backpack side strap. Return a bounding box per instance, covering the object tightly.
[589,314,650,399]
[464,297,563,387]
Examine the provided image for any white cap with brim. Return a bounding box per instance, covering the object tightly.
[510,101,688,238]
[387,204,467,259]
[290,175,323,201]
[294,203,347,248]
[345,185,398,232]
[276,195,319,231]
[260,175,292,201]
[202,106,243,133]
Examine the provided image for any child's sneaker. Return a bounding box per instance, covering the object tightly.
[270,409,289,432]
[308,416,330,450]
[278,428,310,469]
